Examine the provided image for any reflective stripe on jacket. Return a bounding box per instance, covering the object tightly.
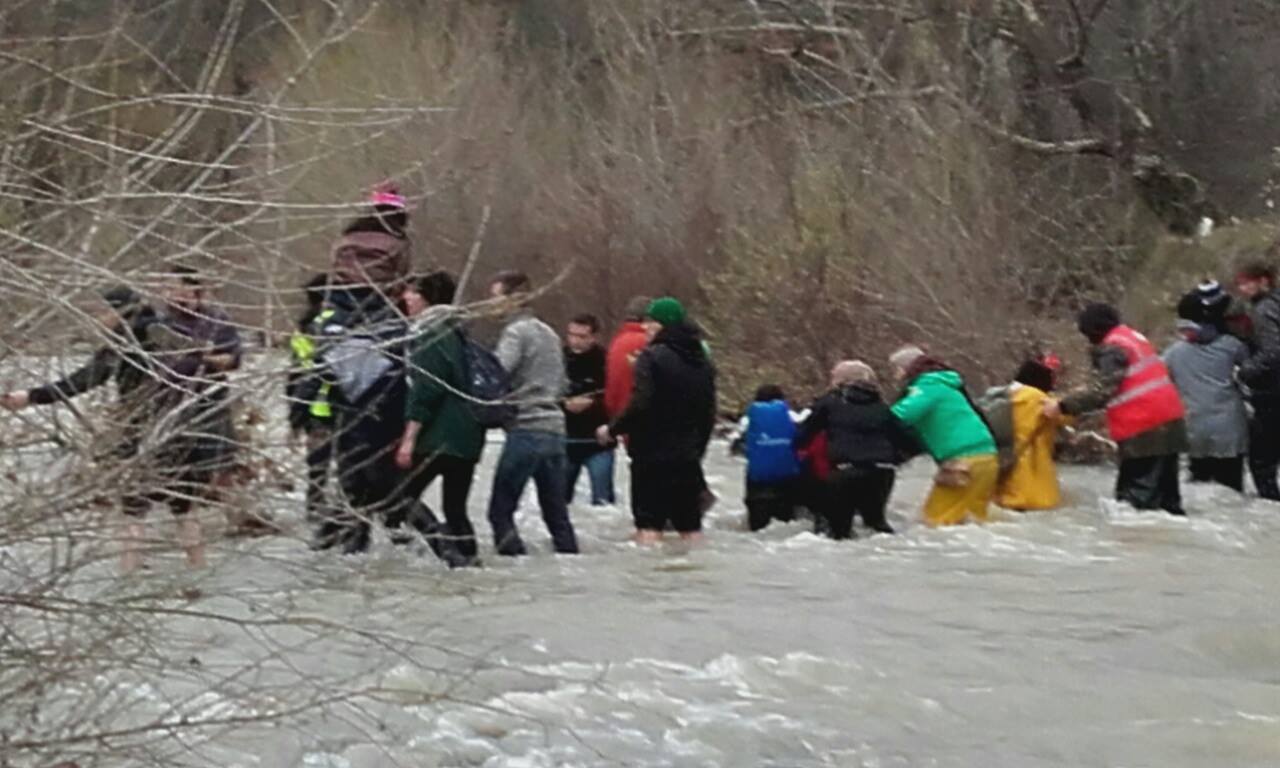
[291,309,335,419]
[1103,325,1184,442]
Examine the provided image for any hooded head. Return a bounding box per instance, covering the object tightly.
[1077,303,1121,345]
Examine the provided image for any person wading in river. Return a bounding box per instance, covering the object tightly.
[993,355,1073,512]
[1045,304,1188,516]
[1163,287,1249,493]
[740,384,804,532]
[599,297,717,544]
[563,313,615,506]
[393,271,482,566]
[604,296,652,421]
[798,361,916,538]
[300,183,461,565]
[485,270,580,556]
[1234,256,1280,501]
[0,285,219,573]
[889,346,1000,527]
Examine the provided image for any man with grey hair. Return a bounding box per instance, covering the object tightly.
[796,360,916,537]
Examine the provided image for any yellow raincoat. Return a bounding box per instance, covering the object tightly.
[996,383,1070,511]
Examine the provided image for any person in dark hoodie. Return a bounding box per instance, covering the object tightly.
[1045,304,1188,515]
[1163,286,1249,492]
[599,297,717,544]
[299,184,463,564]
[562,313,615,506]
[798,361,916,538]
[288,273,336,520]
[1235,256,1280,500]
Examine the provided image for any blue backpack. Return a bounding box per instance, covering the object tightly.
[745,400,802,483]
[456,329,517,429]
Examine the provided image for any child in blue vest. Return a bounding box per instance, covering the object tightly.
[743,384,804,531]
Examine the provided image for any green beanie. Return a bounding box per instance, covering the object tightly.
[646,297,686,327]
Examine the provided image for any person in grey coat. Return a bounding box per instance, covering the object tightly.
[1163,288,1250,492]
[485,271,579,556]
[1235,257,1280,500]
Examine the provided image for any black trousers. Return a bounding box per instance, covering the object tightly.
[304,423,335,518]
[387,454,479,560]
[1116,455,1184,515]
[1188,456,1244,493]
[1248,403,1280,501]
[317,438,398,554]
[745,478,800,532]
[824,466,896,539]
[631,460,704,533]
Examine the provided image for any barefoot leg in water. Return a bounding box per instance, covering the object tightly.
[634,529,663,546]
[178,517,206,569]
[121,522,146,574]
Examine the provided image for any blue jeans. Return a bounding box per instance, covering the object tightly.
[487,430,579,556]
[566,448,616,505]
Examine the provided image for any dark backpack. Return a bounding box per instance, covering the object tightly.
[976,385,1016,477]
[456,329,517,429]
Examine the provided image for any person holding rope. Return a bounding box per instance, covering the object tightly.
[485,271,580,556]
[562,313,614,506]
[888,345,1000,527]
[993,354,1072,512]
[1044,304,1188,516]
[0,284,202,573]
[797,362,917,538]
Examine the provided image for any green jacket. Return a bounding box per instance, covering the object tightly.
[891,370,997,462]
[404,320,485,461]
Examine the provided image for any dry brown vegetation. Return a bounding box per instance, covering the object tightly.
[5,0,1280,393]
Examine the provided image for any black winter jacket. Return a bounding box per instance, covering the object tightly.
[30,308,160,406]
[298,287,409,455]
[563,345,609,441]
[798,383,917,468]
[609,323,716,464]
[1240,289,1280,398]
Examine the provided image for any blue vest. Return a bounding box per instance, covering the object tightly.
[745,400,801,483]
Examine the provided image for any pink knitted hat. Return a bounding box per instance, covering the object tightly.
[369,181,406,209]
